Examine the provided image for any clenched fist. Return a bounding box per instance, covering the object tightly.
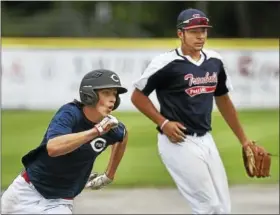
[95,115,118,136]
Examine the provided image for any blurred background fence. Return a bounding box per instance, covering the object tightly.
[1,1,279,188]
[2,37,279,111]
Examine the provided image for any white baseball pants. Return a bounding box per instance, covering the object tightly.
[157,132,231,214]
[1,175,73,214]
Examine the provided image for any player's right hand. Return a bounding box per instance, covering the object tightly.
[95,115,118,136]
[161,121,186,143]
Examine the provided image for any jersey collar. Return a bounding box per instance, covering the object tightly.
[176,47,206,66]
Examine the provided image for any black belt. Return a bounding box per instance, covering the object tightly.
[156,126,206,137]
[184,131,206,137]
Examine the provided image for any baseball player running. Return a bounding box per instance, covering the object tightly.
[1,69,128,214]
[131,8,265,214]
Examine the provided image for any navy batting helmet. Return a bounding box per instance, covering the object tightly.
[176,8,212,30]
[79,69,127,110]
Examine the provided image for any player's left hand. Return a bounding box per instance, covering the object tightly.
[85,172,113,190]
[242,140,271,178]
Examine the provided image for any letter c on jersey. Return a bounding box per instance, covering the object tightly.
[90,138,107,152]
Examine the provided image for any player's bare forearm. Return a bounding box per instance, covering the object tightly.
[47,128,99,157]
[215,94,249,145]
[131,89,166,126]
[105,133,128,180]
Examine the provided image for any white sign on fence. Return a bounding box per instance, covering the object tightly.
[2,48,279,110]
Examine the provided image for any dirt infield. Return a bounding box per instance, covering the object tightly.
[1,185,278,214]
[73,185,279,214]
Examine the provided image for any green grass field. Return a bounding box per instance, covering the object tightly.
[1,109,279,189]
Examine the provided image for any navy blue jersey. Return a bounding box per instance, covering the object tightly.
[21,100,126,199]
[133,48,233,134]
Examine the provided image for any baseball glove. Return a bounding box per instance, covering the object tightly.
[242,141,271,178]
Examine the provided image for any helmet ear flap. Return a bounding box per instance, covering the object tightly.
[113,95,121,110]
[91,90,99,106]
[80,87,99,106]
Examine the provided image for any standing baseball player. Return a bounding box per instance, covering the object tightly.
[131,8,266,214]
[1,69,128,214]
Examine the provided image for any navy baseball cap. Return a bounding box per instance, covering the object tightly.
[176,8,212,30]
